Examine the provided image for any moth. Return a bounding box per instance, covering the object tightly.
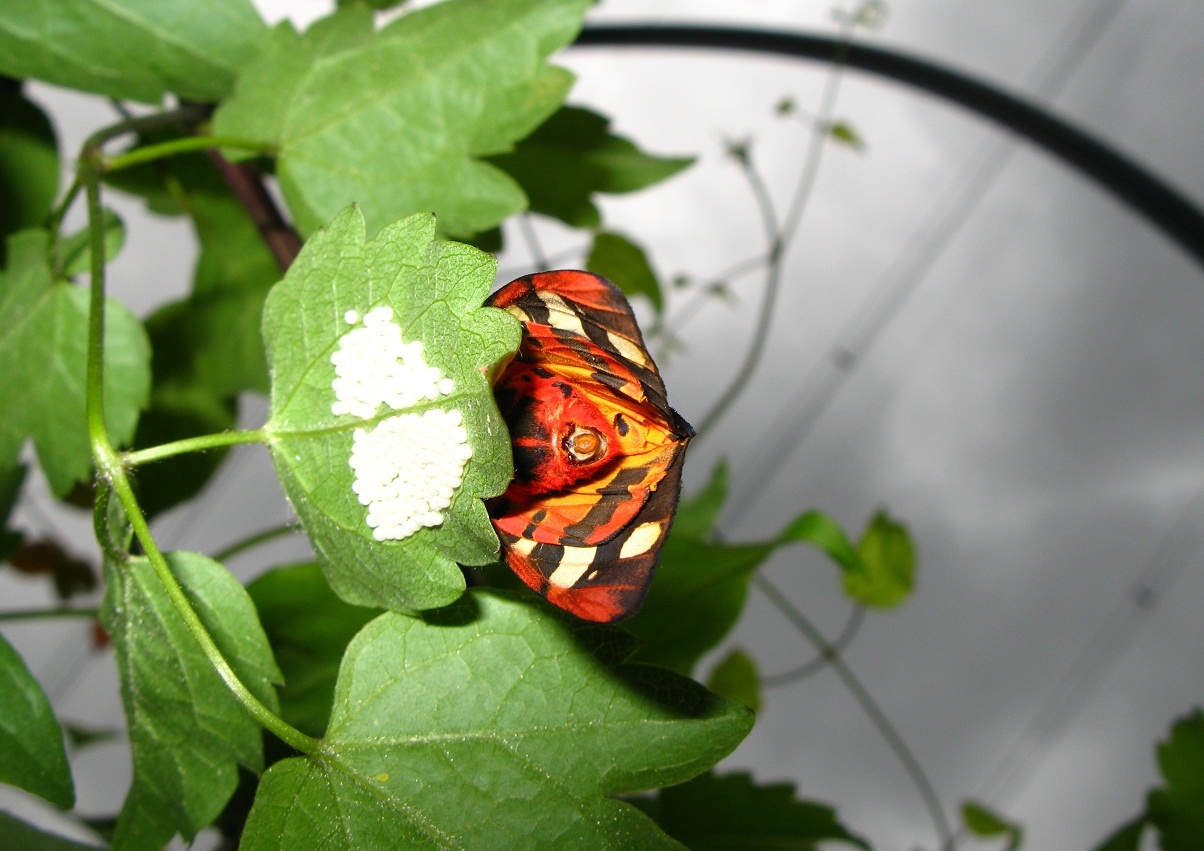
[486,270,693,623]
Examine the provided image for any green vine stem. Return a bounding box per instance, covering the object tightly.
[123,428,268,467]
[78,133,320,760]
[754,574,953,849]
[0,607,100,623]
[692,19,853,441]
[101,135,275,173]
[213,523,302,563]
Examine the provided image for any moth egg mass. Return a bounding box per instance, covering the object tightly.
[330,306,472,539]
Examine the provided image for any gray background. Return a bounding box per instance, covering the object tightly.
[2,1,1202,848]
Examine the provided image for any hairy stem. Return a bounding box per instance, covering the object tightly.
[79,141,319,759]
[123,428,269,467]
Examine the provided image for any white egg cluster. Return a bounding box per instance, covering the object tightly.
[349,409,473,540]
[330,305,471,541]
[331,306,455,419]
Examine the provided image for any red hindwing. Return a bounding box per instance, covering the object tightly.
[486,270,692,622]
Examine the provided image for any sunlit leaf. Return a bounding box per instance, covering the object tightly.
[587,230,664,313]
[247,562,380,737]
[844,511,914,608]
[242,590,753,850]
[262,207,519,613]
[0,230,150,495]
[0,82,58,265]
[630,771,869,850]
[102,552,281,849]
[214,0,590,237]
[0,632,73,808]
[0,0,266,102]
[487,104,693,229]
[706,648,761,713]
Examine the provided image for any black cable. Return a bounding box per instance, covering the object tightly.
[574,24,1204,268]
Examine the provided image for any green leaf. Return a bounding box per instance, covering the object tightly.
[1090,817,1148,851]
[0,230,150,495]
[262,207,519,613]
[705,648,761,713]
[0,82,58,265]
[671,459,729,540]
[586,231,664,313]
[101,552,281,848]
[1147,709,1204,851]
[0,811,102,851]
[826,120,865,151]
[844,511,915,608]
[623,463,777,674]
[339,0,409,7]
[0,461,26,560]
[214,0,590,237]
[64,723,121,750]
[242,590,753,850]
[962,800,1023,850]
[57,209,125,279]
[247,562,380,737]
[627,463,913,674]
[627,532,772,675]
[630,771,869,850]
[0,0,266,103]
[0,632,73,808]
[774,510,861,570]
[486,104,693,229]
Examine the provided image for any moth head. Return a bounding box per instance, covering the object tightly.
[563,424,608,465]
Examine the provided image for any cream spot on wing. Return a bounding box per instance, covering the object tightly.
[536,291,587,337]
[619,522,662,559]
[502,305,531,325]
[547,546,596,588]
[512,537,536,557]
[607,330,651,368]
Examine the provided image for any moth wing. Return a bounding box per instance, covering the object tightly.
[492,424,682,548]
[497,441,687,623]
[488,271,674,415]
